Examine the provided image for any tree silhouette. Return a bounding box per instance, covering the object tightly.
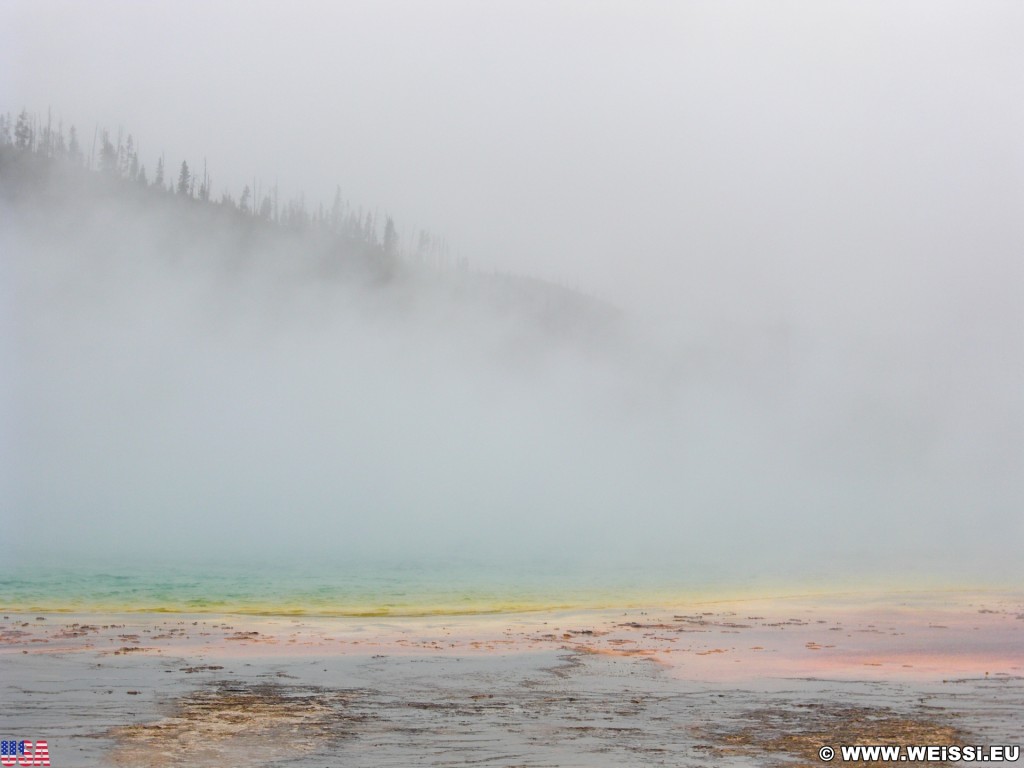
[383,216,399,259]
[15,110,33,150]
[68,125,83,165]
[98,130,118,175]
[177,160,191,196]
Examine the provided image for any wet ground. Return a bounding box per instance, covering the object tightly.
[1,594,1021,766]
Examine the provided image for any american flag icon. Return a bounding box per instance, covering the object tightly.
[0,741,49,766]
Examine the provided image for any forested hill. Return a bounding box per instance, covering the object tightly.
[0,113,619,350]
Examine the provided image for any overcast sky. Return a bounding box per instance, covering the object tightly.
[5,0,1022,321]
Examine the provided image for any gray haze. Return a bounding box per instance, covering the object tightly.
[2,1,1022,589]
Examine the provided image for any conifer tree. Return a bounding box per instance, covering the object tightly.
[99,130,118,175]
[383,216,399,259]
[177,160,191,196]
[331,186,344,232]
[198,160,210,201]
[14,110,33,149]
[52,120,67,158]
[122,135,139,179]
[68,125,83,164]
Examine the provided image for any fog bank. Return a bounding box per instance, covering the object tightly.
[2,156,1020,589]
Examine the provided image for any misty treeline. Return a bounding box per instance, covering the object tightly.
[0,108,449,268]
[0,108,617,341]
